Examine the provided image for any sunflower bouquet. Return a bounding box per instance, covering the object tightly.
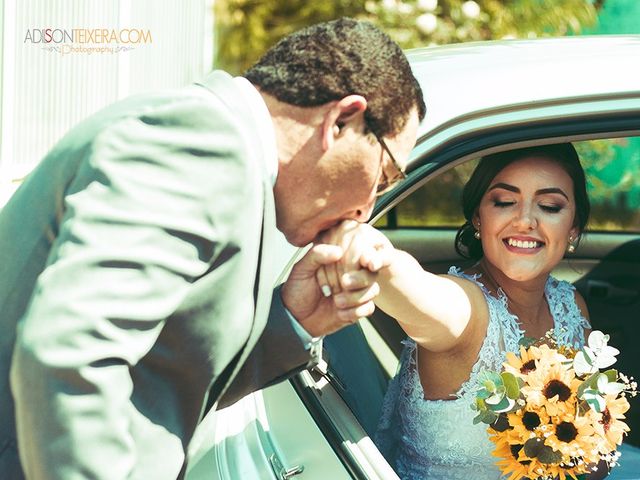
[472,330,637,480]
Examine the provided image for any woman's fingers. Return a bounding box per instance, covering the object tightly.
[334,280,380,309]
[332,281,381,323]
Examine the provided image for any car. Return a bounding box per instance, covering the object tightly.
[185,35,640,480]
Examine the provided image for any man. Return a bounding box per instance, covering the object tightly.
[0,18,425,479]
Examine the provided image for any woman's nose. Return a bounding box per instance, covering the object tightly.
[513,204,537,230]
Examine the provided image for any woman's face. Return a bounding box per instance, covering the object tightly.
[475,156,579,282]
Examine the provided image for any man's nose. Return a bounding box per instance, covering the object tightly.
[348,200,375,223]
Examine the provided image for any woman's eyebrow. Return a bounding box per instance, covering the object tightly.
[488,183,569,201]
[488,182,518,193]
[535,187,569,200]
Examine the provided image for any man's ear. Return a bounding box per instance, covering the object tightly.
[321,95,367,151]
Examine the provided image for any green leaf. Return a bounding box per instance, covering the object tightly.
[472,412,484,424]
[524,437,544,458]
[577,372,599,398]
[604,369,618,382]
[476,388,491,400]
[501,372,521,399]
[490,414,511,432]
[519,336,537,348]
[474,409,498,425]
[486,395,510,412]
[537,446,563,464]
[478,370,503,390]
[483,381,495,392]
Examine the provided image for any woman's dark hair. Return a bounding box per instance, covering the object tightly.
[244,17,426,139]
[455,143,590,260]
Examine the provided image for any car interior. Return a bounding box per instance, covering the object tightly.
[320,134,640,476]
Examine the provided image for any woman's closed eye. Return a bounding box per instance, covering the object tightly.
[492,200,564,213]
[539,204,563,213]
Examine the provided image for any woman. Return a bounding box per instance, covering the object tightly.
[321,144,606,479]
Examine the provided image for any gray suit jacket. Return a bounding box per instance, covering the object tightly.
[0,72,315,479]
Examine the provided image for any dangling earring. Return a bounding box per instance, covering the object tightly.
[567,236,576,253]
[474,222,481,240]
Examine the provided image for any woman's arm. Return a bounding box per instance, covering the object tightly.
[319,221,487,353]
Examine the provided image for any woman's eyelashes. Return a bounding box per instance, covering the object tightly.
[490,199,565,213]
[493,200,515,208]
[539,204,563,213]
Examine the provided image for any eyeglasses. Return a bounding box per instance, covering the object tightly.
[373,132,406,196]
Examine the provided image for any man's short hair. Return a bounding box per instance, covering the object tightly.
[245,17,426,139]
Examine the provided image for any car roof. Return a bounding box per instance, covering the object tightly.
[407,35,640,138]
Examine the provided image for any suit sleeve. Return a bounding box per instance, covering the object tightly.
[217,286,321,409]
[10,94,249,479]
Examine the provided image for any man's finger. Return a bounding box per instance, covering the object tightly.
[316,268,332,297]
[325,263,342,295]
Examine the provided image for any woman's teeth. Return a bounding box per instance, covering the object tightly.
[507,238,540,249]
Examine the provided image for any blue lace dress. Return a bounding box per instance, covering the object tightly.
[374,267,591,480]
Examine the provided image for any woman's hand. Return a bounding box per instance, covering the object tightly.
[315,220,395,297]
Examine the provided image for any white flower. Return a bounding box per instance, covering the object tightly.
[461,0,481,19]
[382,0,397,12]
[417,0,438,11]
[597,374,625,396]
[581,372,625,412]
[416,13,438,34]
[397,1,414,15]
[573,330,620,376]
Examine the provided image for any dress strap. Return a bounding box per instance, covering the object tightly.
[545,277,591,348]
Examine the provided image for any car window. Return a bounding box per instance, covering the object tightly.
[379,137,640,233]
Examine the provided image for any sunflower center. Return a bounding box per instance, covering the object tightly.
[556,421,578,442]
[509,444,531,465]
[520,359,537,374]
[543,379,571,401]
[522,411,541,431]
[601,408,612,432]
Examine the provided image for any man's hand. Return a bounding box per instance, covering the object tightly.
[280,220,395,338]
[281,243,380,337]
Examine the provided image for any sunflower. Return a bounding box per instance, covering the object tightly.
[489,434,534,480]
[504,343,565,377]
[508,405,551,437]
[589,394,631,452]
[545,413,597,462]
[490,432,584,480]
[521,362,580,417]
[504,345,541,377]
[505,406,553,449]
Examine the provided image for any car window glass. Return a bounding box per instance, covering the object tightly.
[379,137,640,233]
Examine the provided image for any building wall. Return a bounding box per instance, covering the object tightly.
[0,0,214,205]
